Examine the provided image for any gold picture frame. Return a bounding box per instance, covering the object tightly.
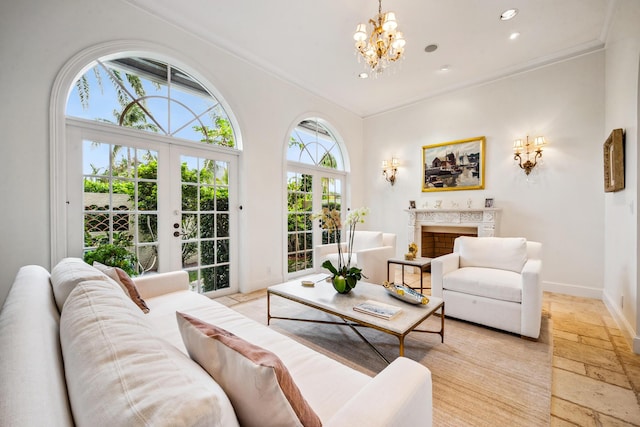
[422,136,485,192]
[603,128,624,192]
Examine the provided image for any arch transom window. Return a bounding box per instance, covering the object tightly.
[67,57,235,147]
[287,119,344,169]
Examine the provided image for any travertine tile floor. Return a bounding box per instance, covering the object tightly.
[217,269,640,426]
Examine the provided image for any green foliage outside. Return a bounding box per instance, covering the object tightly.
[84,245,138,276]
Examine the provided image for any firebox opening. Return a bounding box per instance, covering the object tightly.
[421,226,477,258]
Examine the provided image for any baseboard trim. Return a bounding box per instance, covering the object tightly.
[543,281,603,299]
[602,290,640,355]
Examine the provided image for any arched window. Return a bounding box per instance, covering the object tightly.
[286,118,347,275]
[62,53,239,296]
[68,57,235,147]
[287,119,344,169]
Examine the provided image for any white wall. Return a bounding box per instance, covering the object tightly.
[603,0,640,352]
[363,52,606,297]
[0,0,364,305]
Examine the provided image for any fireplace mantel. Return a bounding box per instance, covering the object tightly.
[405,208,501,255]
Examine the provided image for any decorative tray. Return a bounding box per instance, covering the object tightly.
[383,281,429,305]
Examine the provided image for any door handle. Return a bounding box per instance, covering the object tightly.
[173,223,187,238]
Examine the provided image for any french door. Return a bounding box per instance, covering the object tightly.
[286,165,345,277]
[169,146,236,293]
[66,120,238,296]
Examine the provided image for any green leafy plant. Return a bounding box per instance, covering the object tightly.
[83,237,138,277]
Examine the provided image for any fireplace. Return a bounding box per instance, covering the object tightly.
[421,226,477,258]
[406,207,501,258]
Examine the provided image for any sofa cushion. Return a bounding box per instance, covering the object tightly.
[442,267,522,303]
[144,291,371,422]
[177,312,322,427]
[93,261,150,313]
[50,257,111,312]
[351,231,383,253]
[60,279,239,427]
[457,237,527,273]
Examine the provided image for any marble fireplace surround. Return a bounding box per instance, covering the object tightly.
[405,208,501,257]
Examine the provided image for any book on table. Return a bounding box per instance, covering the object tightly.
[353,300,403,320]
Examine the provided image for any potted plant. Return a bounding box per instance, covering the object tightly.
[314,207,368,294]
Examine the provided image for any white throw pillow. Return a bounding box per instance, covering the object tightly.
[50,257,110,312]
[60,280,239,427]
[177,311,322,427]
[351,231,383,253]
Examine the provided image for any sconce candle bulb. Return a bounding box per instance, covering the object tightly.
[513,135,546,175]
[382,157,399,185]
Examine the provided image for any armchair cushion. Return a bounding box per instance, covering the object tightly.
[443,267,522,303]
[351,231,383,253]
[458,236,527,273]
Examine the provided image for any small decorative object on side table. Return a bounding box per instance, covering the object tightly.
[404,242,418,260]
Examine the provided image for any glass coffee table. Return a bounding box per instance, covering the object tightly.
[267,275,444,364]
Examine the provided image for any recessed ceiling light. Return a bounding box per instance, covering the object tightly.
[358,72,369,79]
[510,32,520,40]
[440,65,450,72]
[500,8,518,20]
[424,44,438,53]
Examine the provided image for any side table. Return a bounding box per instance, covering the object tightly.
[387,257,432,293]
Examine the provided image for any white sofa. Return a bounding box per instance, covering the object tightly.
[431,236,543,339]
[315,231,396,285]
[0,258,432,426]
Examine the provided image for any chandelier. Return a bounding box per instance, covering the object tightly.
[353,0,406,74]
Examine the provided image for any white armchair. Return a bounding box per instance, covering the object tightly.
[315,231,397,285]
[431,236,543,339]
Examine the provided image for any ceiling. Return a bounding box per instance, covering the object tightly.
[125,0,614,118]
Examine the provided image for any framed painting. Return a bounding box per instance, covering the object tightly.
[422,136,485,192]
[603,128,624,192]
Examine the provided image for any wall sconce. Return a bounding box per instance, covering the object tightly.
[382,157,399,185]
[513,136,546,175]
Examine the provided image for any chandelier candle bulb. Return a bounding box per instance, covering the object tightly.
[513,139,525,154]
[382,12,397,31]
[354,24,367,41]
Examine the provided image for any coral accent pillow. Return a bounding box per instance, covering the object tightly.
[93,262,149,313]
[176,312,322,427]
